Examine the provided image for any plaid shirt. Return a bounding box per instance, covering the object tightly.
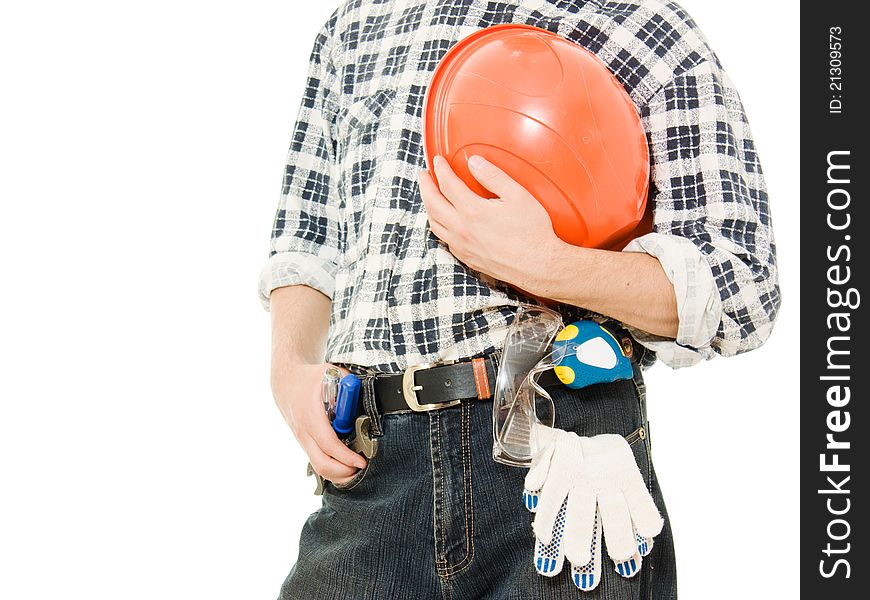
[259,0,780,372]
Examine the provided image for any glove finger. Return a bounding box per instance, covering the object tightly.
[524,435,557,495]
[531,432,582,543]
[637,533,654,557]
[614,549,642,579]
[523,438,557,513]
[570,508,602,591]
[563,487,596,566]
[623,479,664,538]
[532,472,571,545]
[613,533,653,578]
[522,488,540,512]
[598,490,637,561]
[534,497,568,577]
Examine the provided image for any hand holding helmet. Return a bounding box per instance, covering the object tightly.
[422,24,651,252]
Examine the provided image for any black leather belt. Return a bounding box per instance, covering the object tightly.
[374,323,643,414]
[371,326,640,415]
[373,356,565,414]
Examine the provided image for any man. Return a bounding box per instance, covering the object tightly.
[260,1,779,598]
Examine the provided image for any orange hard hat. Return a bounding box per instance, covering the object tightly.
[423,24,651,249]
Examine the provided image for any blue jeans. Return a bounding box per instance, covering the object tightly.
[279,366,677,599]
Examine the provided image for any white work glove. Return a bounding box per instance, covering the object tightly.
[522,426,664,592]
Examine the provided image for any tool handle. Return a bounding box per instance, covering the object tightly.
[321,367,341,421]
[332,374,361,437]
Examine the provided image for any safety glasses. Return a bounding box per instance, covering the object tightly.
[492,305,567,467]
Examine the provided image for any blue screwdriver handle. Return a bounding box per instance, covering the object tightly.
[332,374,361,437]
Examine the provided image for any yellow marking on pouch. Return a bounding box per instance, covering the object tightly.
[554,366,576,385]
[600,327,625,355]
[555,325,579,342]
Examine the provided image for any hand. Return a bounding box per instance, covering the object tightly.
[522,426,663,592]
[417,154,567,294]
[271,363,367,486]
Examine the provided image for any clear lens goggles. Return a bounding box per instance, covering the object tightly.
[492,305,567,467]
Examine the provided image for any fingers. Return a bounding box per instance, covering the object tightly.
[597,489,637,562]
[300,432,360,482]
[522,489,540,512]
[532,435,578,544]
[426,213,452,245]
[533,498,568,577]
[623,479,664,538]
[636,533,654,557]
[563,487,597,566]
[305,368,367,470]
[570,509,602,592]
[278,363,368,483]
[532,473,571,545]
[311,425,368,470]
[432,154,480,206]
[330,472,359,487]
[613,551,642,579]
[467,154,529,200]
[418,166,445,204]
[301,378,367,477]
[418,167,459,239]
[524,434,557,496]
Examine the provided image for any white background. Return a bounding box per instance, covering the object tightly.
[0,1,799,598]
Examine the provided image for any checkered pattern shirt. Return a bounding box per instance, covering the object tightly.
[259,0,780,372]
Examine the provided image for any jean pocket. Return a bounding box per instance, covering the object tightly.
[625,425,652,489]
[327,415,391,493]
[329,461,370,492]
[624,425,647,447]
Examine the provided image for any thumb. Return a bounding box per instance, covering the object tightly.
[321,363,353,380]
[467,155,529,200]
[333,364,352,377]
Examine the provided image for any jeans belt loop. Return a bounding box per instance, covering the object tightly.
[360,373,384,437]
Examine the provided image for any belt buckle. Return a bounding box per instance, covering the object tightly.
[403,362,461,412]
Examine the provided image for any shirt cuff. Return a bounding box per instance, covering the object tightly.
[258,251,338,311]
[622,232,722,369]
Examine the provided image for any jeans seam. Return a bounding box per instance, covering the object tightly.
[440,401,475,577]
[430,411,448,570]
[439,579,452,600]
[630,368,654,493]
[628,368,657,600]
[632,369,658,600]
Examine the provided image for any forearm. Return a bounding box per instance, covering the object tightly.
[268,286,367,479]
[270,285,332,381]
[534,242,679,339]
[419,157,680,340]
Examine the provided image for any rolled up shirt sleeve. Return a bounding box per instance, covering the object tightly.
[258,15,343,310]
[624,59,781,368]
